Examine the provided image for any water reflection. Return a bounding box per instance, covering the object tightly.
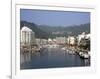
[20,52,31,64]
[20,48,90,69]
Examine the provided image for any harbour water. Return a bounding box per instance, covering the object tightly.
[20,48,90,69]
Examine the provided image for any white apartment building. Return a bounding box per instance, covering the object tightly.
[67,36,76,45]
[20,26,35,46]
[77,32,90,45]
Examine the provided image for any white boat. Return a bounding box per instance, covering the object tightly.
[61,47,66,50]
[88,51,90,55]
[66,49,69,52]
[79,52,90,59]
[83,53,90,59]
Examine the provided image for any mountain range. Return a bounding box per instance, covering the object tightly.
[20,21,90,39]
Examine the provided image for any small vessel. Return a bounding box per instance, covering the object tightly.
[83,53,90,59]
[66,49,69,52]
[68,49,75,55]
[79,52,90,59]
[61,47,66,50]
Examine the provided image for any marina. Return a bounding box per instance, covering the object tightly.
[20,44,90,69]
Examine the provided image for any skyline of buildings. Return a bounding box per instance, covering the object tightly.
[20,26,90,47]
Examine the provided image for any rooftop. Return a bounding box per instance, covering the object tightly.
[21,26,32,32]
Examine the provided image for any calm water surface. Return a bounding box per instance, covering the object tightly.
[20,48,90,69]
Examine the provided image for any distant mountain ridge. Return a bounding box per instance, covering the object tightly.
[20,21,52,39]
[20,21,90,39]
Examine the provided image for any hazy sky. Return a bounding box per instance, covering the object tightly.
[20,9,90,26]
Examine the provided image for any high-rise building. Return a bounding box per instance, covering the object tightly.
[20,26,35,46]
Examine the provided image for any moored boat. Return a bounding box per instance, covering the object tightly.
[79,51,90,59]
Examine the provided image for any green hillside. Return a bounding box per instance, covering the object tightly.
[20,21,90,39]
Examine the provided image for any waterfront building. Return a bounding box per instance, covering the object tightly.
[77,32,86,45]
[67,36,76,45]
[52,39,57,44]
[56,37,66,44]
[48,38,53,44]
[36,39,41,45]
[36,39,48,46]
[77,32,90,45]
[85,34,90,39]
[20,26,35,46]
[41,39,48,45]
